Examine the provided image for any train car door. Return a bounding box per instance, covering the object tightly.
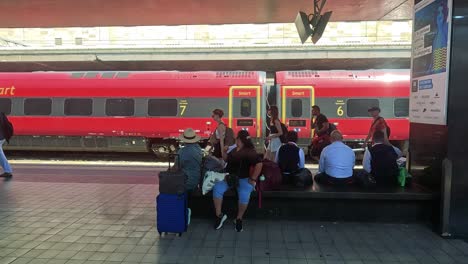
[229,86,261,139]
[281,86,315,146]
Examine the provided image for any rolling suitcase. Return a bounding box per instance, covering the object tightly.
[156,192,188,236]
[156,154,188,236]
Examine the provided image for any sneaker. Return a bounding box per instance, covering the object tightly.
[0,173,12,178]
[214,214,227,230]
[235,219,243,232]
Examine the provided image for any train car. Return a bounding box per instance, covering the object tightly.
[274,70,410,151]
[0,71,268,155]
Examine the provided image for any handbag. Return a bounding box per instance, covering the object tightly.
[291,168,313,187]
[202,171,227,195]
[225,173,239,188]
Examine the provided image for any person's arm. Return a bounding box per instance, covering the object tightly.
[363,148,372,173]
[298,149,305,169]
[218,123,226,155]
[248,162,263,186]
[317,122,329,135]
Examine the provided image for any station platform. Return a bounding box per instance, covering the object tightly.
[1,163,467,264]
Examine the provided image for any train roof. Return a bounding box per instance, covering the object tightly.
[0,71,266,81]
[276,69,410,84]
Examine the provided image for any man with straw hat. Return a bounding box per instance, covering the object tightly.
[176,128,203,225]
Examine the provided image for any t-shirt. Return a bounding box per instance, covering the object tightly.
[370,117,389,140]
[313,114,329,136]
[225,148,262,179]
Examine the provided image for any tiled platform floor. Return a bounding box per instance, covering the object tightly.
[1,165,468,264]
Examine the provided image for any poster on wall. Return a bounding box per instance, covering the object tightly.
[410,0,452,125]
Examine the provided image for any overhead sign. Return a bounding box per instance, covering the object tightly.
[410,0,452,125]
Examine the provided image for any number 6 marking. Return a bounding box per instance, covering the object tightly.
[337,106,344,116]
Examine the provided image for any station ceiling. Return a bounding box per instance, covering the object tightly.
[0,0,412,28]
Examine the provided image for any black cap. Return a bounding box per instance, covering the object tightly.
[368,106,381,112]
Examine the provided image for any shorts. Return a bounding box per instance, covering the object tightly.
[212,178,255,205]
[268,138,282,153]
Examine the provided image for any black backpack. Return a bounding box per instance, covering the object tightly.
[1,113,13,143]
[279,122,288,143]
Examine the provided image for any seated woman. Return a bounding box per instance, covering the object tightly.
[212,130,262,232]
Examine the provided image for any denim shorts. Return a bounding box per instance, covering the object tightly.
[212,178,254,205]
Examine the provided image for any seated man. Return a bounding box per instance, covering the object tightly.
[314,130,356,185]
[363,130,400,186]
[176,128,203,225]
[177,128,203,191]
[276,130,305,183]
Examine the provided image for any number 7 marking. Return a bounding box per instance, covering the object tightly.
[180,105,187,116]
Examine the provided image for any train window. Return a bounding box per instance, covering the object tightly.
[394,98,409,117]
[105,99,134,116]
[148,99,177,116]
[291,99,302,117]
[241,99,251,117]
[24,98,52,115]
[65,99,93,116]
[0,98,11,114]
[347,99,379,117]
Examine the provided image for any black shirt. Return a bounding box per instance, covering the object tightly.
[313,114,329,136]
[226,148,262,179]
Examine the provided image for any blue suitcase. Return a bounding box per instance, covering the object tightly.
[156,193,188,236]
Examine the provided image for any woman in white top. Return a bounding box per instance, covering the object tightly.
[265,106,283,161]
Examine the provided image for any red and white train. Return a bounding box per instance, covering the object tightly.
[0,70,409,155]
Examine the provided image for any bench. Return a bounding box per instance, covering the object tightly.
[188,182,439,223]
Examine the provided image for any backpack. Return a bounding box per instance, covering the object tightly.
[259,159,282,191]
[1,113,13,143]
[224,126,235,146]
[372,117,391,138]
[279,122,288,143]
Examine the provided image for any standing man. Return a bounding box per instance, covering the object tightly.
[0,112,13,178]
[310,105,333,157]
[365,106,390,145]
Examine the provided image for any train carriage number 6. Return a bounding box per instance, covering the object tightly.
[337,106,344,117]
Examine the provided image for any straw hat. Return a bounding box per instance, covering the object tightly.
[179,128,201,143]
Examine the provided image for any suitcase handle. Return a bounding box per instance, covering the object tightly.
[168,154,180,170]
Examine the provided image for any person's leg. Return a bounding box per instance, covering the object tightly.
[235,179,255,232]
[314,172,327,184]
[212,181,229,229]
[0,140,12,176]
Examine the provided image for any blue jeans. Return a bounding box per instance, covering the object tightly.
[0,139,12,174]
[213,178,255,205]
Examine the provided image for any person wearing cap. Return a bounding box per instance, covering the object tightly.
[365,106,390,145]
[176,128,203,191]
